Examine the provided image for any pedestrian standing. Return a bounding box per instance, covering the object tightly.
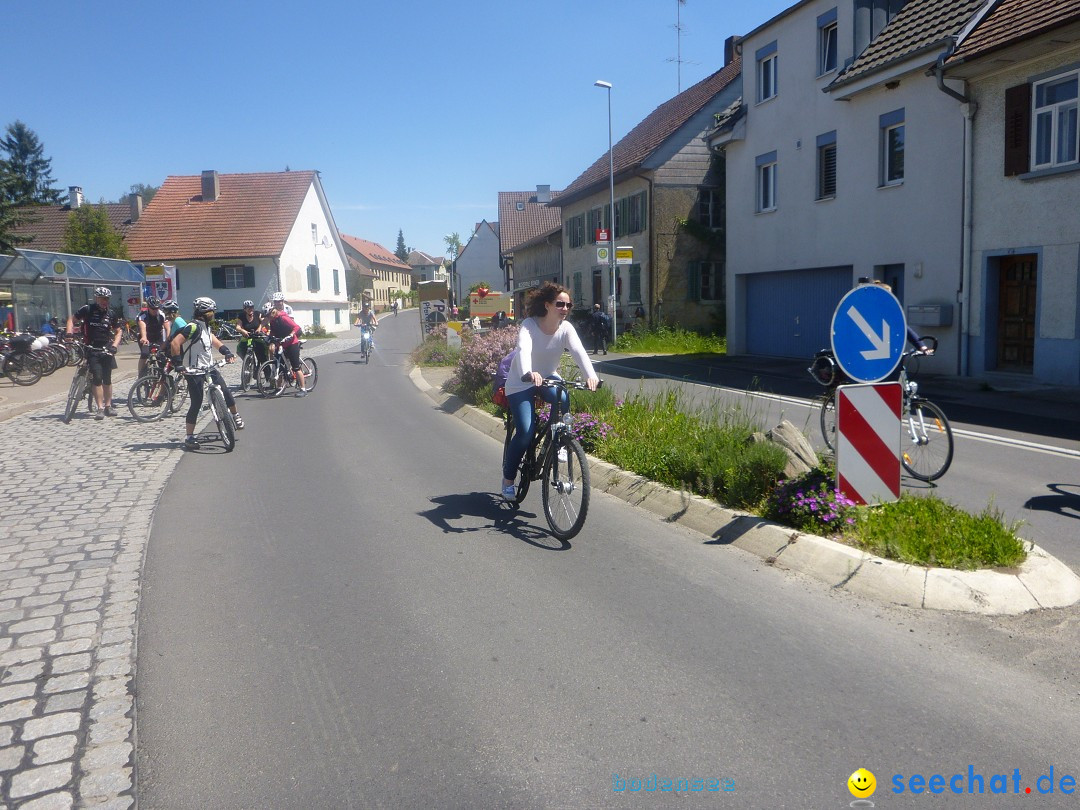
[589,303,610,355]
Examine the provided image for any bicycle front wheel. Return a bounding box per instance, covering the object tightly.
[209,387,236,451]
[127,374,173,422]
[819,392,836,451]
[240,352,256,391]
[63,369,87,424]
[542,434,590,540]
[257,361,286,397]
[901,399,953,482]
[301,357,317,391]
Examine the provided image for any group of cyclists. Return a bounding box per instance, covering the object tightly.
[65,287,310,449]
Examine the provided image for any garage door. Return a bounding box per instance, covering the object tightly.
[744,266,852,358]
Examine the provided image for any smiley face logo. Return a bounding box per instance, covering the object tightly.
[848,768,876,798]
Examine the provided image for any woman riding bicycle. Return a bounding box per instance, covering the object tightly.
[501,282,599,500]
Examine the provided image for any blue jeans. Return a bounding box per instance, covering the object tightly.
[502,384,569,481]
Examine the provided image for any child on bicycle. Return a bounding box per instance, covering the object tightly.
[501,282,599,499]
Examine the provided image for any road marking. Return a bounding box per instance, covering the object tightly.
[599,362,1080,460]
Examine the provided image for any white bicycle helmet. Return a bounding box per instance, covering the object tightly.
[271,292,286,302]
[192,297,218,316]
[93,286,112,298]
[162,299,179,313]
[242,300,255,308]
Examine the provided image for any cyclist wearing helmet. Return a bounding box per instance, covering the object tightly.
[235,299,268,368]
[66,287,123,418]
[266,299,307,396]
[136,296,167,376]
[162,300,186,343]
[169,297,244,448]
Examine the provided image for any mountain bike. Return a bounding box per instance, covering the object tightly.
[127,345,188,422]
[811,337,953,482]
[503,376,601,541]
[238,334,268,390]
[181,359,237,451]
[1,333,43,386]
[62,345,112,424]
[257,340,317,397]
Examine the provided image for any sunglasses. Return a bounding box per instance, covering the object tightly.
[553,301,573,309]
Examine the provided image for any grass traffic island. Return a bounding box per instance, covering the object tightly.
[412,324,1028,570]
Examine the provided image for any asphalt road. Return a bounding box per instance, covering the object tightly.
[136,318,1080,808]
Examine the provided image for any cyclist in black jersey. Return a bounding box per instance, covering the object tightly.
[137,297,167,376]
[66,287,123,418]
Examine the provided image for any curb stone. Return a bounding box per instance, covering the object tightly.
[409,365,1080,615]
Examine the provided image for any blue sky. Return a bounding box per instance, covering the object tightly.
[5,0,790,259]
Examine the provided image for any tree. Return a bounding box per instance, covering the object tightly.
[394,229,409,262]
[120,182,159,206]
[62,202,129,259]
[0,172,34,253]
[0,121,62,205]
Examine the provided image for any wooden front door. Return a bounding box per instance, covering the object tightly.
[997,255,1037,370]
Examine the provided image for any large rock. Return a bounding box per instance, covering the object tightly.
[765,420,819,479]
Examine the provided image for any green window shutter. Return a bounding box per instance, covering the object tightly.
[243,266,255,287]
[211,267,225,288]
[686,262,701,302]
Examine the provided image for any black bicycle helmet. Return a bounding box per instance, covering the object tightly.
[147,296,161,308]
[242,300,254,308]
[162,299,179,313]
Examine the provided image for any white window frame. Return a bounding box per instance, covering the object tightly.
[1032,69,1079,170]
[879,109,905,186]
[818,11,838,76]
[223,266,246,289]
[756,42,778,103]
[756,152,778,213]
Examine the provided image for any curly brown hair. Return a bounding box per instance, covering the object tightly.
[525,282,571,318]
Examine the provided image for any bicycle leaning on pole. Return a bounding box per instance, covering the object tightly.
[502,375,602,541]
[810,335,954,482]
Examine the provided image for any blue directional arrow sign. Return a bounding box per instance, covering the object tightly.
[830,285,907,383]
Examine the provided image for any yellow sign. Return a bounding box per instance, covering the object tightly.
[616,247,633,266]
[144,264,165,278]
[53,261,66,275]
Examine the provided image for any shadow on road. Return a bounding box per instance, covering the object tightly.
[1024,483,1080,522]
[419,492,570,551]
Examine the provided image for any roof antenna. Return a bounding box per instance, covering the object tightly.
[666,0,697,93]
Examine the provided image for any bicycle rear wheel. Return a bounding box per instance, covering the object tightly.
[301,357,317,391]
[542,434,590,540]
[127,374,173,422]
[3,350,42,386]
[62,369,87,424]
[819,392,836,451]
[210,387,236,451]
[258,361,286,397]
[901,399,953,482]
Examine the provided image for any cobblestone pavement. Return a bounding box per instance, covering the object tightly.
[0,337,359,808]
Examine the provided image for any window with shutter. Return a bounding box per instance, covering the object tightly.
[686,262,701,302]
[211,266,225,288]
[1004,83,1032,176]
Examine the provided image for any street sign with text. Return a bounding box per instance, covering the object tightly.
[596,228,610,243]
[830,285,906,383]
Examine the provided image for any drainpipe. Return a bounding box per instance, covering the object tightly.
[646,174,655,323]
[932,39,976,377]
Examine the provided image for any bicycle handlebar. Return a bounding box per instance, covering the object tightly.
[521,374,603,390]
[180,359,229,374]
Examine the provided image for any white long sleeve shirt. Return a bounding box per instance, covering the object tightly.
[504,317,596,396]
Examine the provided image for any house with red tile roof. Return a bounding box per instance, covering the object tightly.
[10,186,136,251]
[406,250,448,289]
[339,234,412,312]
[498,187,562,313]
[125,170,351,331]
[712,0,984,366]
[550,55,741,333]
[943,0,1080,385]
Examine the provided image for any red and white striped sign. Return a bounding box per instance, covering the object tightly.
[836,382,902,506]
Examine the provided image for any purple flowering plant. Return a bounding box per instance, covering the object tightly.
[762,468,858,535]
[536,403,614,453]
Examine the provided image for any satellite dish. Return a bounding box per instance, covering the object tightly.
[321,236,331,247]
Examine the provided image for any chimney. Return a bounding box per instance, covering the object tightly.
[68,186,83,209]
[536,184,551,204]
[129,193,143,223]
[201,170,219,202]
[724,36,739,67]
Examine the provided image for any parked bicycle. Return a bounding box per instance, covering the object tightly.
[126,345,187,422]
[502,376,601,540]
[810,336,953,482]
[181,359,237,451]
[257,340,317,397]
[62,345,113,424]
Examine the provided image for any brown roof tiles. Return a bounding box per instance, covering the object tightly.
[949,0,1080,63]
[498,190,563,256]
[340,234,412,270]
[125,171,316,261]
[11,203,133,252]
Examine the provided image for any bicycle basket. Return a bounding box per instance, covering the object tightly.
[808,353,837,387]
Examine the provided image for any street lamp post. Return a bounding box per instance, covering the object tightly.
[594,79,616,343]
